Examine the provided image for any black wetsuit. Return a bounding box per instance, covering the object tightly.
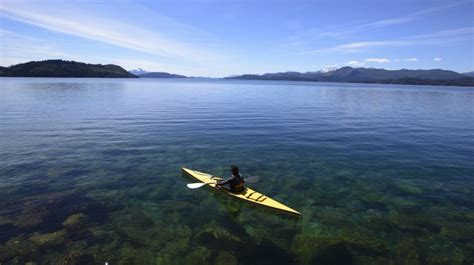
[218,173,245,192]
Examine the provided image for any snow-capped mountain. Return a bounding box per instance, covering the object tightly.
[129,68,149,75]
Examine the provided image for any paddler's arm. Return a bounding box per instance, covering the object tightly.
[216,176,234,186]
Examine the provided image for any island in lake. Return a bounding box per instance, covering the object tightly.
[0,60,136,78]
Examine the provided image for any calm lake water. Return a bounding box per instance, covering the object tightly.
[0,78,473,265]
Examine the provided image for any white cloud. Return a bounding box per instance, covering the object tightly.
[410,27,474,40]
[357,17,413,30]
[0,30,71,66]
[296,1,469,42]
[301,41,407,54]
[394,59,400,62]
[347,60,363,66]
[0,1,222,62]
[301,27,473,55]
[433,58,443,61]
[356,1,467,31]
[365,58,391,63]
[404,58,418,62]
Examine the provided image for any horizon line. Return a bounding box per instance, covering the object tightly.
[2,59,473,78]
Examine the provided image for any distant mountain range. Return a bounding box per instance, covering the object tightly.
[1,60,473,87]
[0,60,136,78]
[138,72,187,78]
[227,67,474,87]
[463,71,474,78]
[128,68,188,78]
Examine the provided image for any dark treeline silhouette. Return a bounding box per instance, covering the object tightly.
[0,60,137,78]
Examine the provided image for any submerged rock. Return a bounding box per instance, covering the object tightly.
[183,247,212,265]
[440,222,474,241]
[389,196,417,210]
[13,210,44,228]
[215,251,237,265]
[63,213,87,236]
[388,210,439,232]
[63,213,91,239]
[196,221,242,250]
[313,207,352,227]
[0,216,13,225]
[394,181,424,195]
[116,247,155,265]
[291,223,335,262]
[244,225,269,244]
[345,235,388,255]
[359,193,387,210]
[394,239,422,265]
[63,213,86,228]
[58,250,94,265]
[201,225,241,242]
[291,224,388,265]
[426,247,464,265]
[112,208,174,249]
[130,210,155,228]
[29,230,66,248]
[148,186,171,201]
[310,243,354,265]
[4,256,27,265]
[8,191,85,230]
[155,238,191,264]
[0,235,38,262]
[157,200,193,215]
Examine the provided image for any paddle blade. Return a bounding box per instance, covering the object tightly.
[245,176,259,183]
[186,182,209,189]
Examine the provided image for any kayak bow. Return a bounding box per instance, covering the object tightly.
[182,168,301,217]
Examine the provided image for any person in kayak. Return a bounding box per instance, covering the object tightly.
[216,165,245,193]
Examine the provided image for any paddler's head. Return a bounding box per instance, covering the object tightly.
[231,165,239,176]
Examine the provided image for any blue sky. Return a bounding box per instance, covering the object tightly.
[0,0,473,76]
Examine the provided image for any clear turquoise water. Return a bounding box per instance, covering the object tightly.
[0,78,473,264]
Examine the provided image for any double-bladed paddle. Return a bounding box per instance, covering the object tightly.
[186,176,259,189]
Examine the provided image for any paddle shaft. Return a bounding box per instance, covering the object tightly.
[186,176,258,189]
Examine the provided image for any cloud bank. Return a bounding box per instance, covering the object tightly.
[365,58,390,63]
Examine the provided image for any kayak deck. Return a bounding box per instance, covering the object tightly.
[182,168,301,217]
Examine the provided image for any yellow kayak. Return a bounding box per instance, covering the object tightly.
[182,168,301,217]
